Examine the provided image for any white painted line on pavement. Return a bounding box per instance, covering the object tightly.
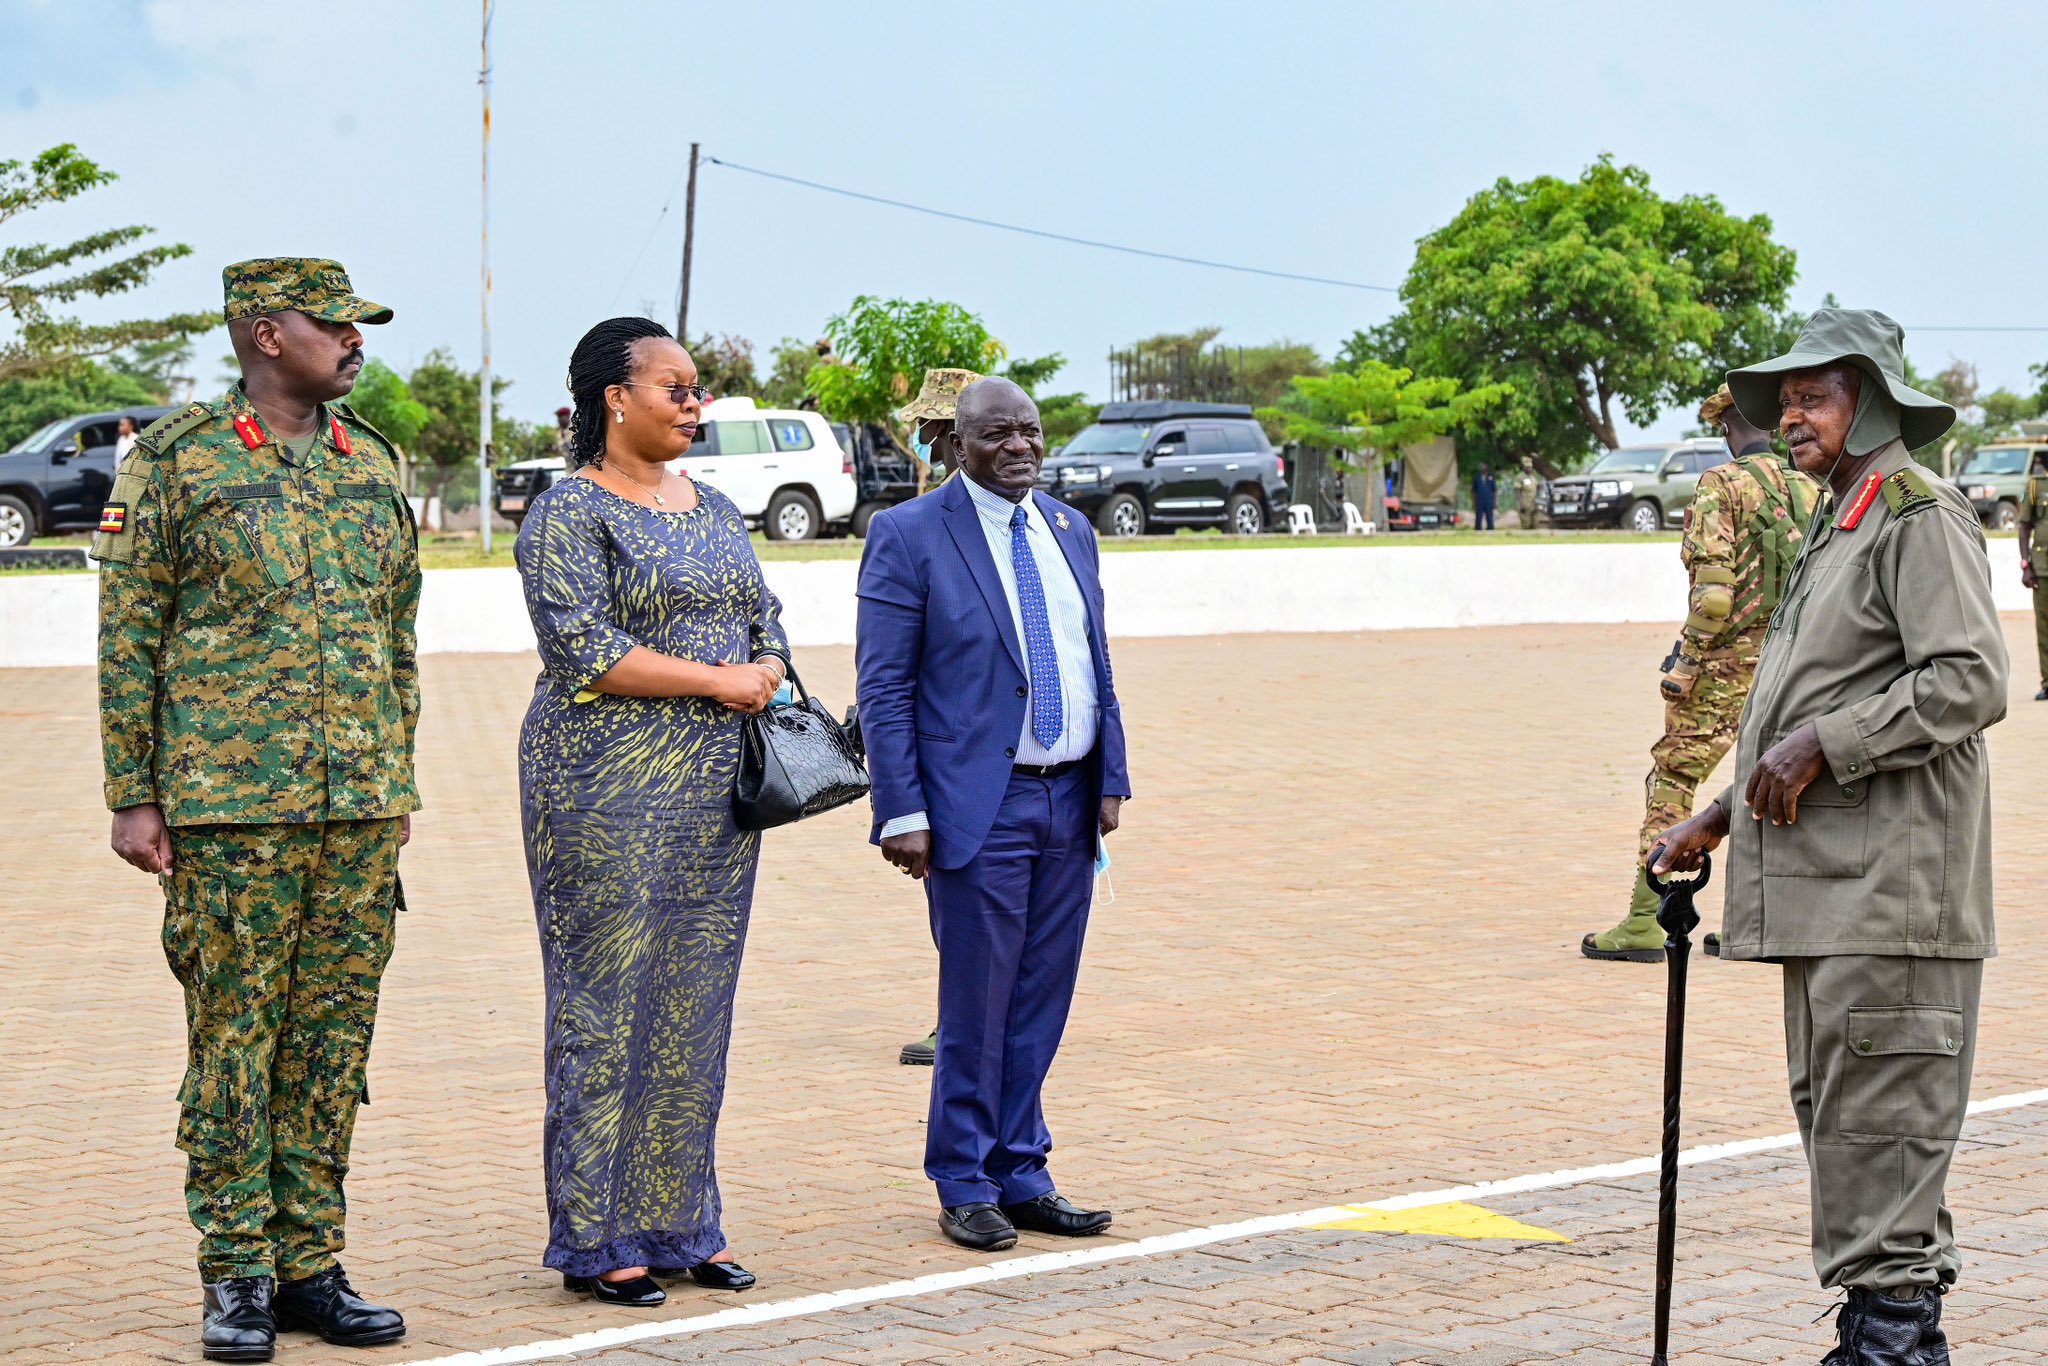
[403,1086,2048,1365]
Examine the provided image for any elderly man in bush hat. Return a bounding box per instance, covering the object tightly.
[1652,309,2007,1363]
[888,367,980,1065]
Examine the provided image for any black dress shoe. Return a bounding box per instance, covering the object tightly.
[562,1273,666,1307]
[273,1265,404,1346]
[2036,685,2048,701]
[202,1277,275,1363]
[1001,1191,1113,1237]
[939,1202,1018,1252]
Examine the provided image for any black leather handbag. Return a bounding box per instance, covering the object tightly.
[734,661,870,831]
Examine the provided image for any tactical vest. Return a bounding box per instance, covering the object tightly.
[1727,454,1818,631]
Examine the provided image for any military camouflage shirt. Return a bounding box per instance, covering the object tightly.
[93,385,422,825]
[1678,451,1819,660]
[2020,470,2048,574]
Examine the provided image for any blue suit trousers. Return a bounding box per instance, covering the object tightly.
[923,764,1097,1207]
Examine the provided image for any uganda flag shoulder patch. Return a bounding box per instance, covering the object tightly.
[98,504,128,534]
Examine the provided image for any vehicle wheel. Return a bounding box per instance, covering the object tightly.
[1992,500,2019,532]
[765,488,822,541]
[1095,492,1145,538]
[1626,498,1663,534]
[851,500,888,538]
[0,494,33,548]
[1225,492,1265,536]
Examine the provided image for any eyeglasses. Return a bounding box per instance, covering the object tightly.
[621,382,712,405]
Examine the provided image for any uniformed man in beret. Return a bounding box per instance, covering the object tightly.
[1652,309,2007,1363]
[94,258,419,1361]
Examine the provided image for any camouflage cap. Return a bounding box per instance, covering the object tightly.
[896,368,984,424]
[222,258,393,325]
[1698,383,1736,427]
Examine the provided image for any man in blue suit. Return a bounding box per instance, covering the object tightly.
[856,377,1131,1253]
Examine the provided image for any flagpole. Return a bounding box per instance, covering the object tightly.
[478,0,494,553]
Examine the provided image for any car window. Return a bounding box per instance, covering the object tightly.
[768,418,814,452]
[5,416,76,454]
[1151,428,1188,454]
[1589,446,1670,476]
[693,421,721,455]
[1189,426,1228,455]
[1061,424,1148,457]
[1960,447,2030,477]
[75,422,120,450]
[1222,421,1268,452]
[1695,449,1730,472]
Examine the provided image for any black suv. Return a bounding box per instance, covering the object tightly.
[1038,401,1289,537]
[0,405,176,548]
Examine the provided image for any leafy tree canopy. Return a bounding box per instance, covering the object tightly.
[1,145,217,383]
[344,358,430,452]
[1384,156,1796,468]
[807,296,1005,424]
[1257,360,1511,472]
[0,360,155,450]
[406,348,530,501]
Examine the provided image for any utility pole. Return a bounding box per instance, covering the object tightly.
[676,143,699,341]
[477,1,494,553]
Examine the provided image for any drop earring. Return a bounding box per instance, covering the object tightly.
[613,409,624,423]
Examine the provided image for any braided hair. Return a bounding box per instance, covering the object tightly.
[564,315,671,469]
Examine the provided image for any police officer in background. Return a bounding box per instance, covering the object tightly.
[1514,455,1541,527]
[1583,384,1817,961]
[1653,309,2006,1363]
[2017,448,2048,700]
[94,259,419,1361]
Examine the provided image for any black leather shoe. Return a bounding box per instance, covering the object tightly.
[1001,1191,1113,1237]
[273,1265,404,1347]
[2036,685,2048,701]
[685,1260,756,1290]
[562,1273,666,1307]
[1820,1287,1944,1365]
[900,1028,937,1066]
[201,1277,275,1362]
[939,1202,1018,1251]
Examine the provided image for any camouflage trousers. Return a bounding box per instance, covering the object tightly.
[1636,649,1754,870]
[163,819,401,1281]
[2034,578,2048,686]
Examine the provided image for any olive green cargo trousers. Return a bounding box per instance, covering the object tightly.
[1783,954,1981,1293]
[163,820,401,1281]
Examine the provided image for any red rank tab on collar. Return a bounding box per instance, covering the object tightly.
[1836,470,1883,530]
[330,415,352,454]
[232,413,266,450]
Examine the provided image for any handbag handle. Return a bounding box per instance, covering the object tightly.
[760,653,809,706]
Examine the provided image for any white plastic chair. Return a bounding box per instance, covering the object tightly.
[1287,504,1317,536]
[1342,501,1374,536]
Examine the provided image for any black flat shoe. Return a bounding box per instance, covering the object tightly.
[685,1260,756,1290]
[940,1202,1018,1252]
[1001,1191,1113,1237]
[563,1273,666,1307]
[202,1276,275,1362]
[273,1265,404,1347]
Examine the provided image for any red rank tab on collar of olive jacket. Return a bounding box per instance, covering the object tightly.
[1835,469,1883,530]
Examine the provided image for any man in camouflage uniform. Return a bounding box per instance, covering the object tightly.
[1582,384,1818,961]
[95,259,418,1361]
[1514,455,1541,527]
[891,367,981,1065]
[2018,449,2048,701]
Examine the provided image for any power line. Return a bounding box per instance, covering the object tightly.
[702,155,1399,294]
[1911,326,2048,333]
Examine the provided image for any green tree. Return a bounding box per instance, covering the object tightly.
[407,348,522,507]
[763,337,818,409]
[1115,327,1325,407]
[807,296,1005,423]
[1256,361,1512,473]
[0,361,154,449]
[1388,156,1797,468]
[1,145,217,382]
[108,336,196,401]
[682,332,761,400]
[343,359,429,452]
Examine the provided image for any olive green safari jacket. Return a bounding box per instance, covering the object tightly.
[1713,440,2008,960]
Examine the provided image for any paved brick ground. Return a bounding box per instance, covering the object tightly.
[2,620,2043,1365]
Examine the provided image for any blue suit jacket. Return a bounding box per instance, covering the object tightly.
[855,475,1131,871]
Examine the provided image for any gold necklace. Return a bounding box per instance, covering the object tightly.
[615,461,668,506]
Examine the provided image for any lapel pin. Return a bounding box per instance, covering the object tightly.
[1054,510,1070,530]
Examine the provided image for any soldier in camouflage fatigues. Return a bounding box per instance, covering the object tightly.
[2018,451,2048,701]
[95,259,417,1359]
[1582,384,1818,961]
[1514,455,1541,527]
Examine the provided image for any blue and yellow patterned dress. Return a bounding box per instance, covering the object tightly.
[514,475,788,1276]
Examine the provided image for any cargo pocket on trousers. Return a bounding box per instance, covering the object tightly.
[1841,1005,1968,1141]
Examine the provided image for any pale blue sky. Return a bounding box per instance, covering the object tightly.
[5,0,2044,442]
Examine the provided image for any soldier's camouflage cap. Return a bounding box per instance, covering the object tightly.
[222,258,394,325]
[1698,383,1736,426]
[896,368,984,424]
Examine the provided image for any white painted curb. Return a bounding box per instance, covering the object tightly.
[2,540,2031,669]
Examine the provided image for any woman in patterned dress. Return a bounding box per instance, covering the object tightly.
[515,317,787,1307]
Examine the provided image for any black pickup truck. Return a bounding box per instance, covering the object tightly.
[0,405,176,547]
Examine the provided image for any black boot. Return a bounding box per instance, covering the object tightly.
[1820,1287,1943,1365]
[273,1264,405,1346]
[201,1277,275,1363]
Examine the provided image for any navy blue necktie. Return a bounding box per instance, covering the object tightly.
[1009,506,1064,749]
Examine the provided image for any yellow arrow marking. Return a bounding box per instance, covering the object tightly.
[1307,1200,1571,1243]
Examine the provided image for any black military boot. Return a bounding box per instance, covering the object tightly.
[1819,1286,1944,1365]
[273,1264,405,1347]
[201,1276,275,1363]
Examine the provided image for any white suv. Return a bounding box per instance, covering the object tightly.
[494,397,856,540]
[674,397,855,540]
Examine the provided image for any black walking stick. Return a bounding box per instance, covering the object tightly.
[1644,851,1710,1366]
